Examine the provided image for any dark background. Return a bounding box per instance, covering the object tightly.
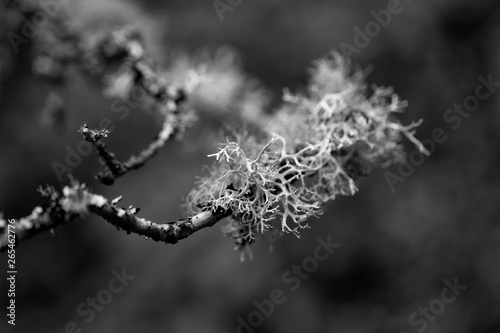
[1,0,499,332]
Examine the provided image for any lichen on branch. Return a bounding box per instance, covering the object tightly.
[185,53,429,256]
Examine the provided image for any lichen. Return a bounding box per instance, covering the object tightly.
[186,52,428,256]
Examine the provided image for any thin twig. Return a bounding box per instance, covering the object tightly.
[80,112,182,185]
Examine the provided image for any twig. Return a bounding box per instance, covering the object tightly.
[0,183,230,252]
[80,111,183,185]
[79,124,125,181]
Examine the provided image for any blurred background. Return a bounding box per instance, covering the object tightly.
[1,0,500,332]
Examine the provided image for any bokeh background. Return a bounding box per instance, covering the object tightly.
[1,0,500,332]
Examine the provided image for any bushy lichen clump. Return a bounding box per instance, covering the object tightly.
[186,53,428,256]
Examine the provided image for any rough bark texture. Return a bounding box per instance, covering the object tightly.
[0,183,230,252]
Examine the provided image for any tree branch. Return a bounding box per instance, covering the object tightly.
[77,27,193,185]
[0,183,230,252]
